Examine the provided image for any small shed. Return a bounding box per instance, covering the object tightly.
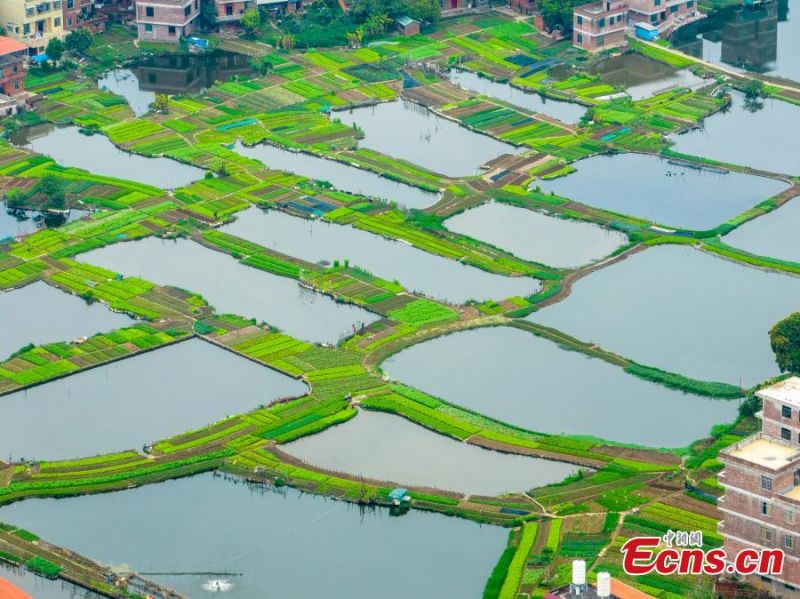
[635,22,659,41]
[396,16,421,36]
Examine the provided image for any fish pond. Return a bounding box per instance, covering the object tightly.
[671,91,800,175]
[232,140,438,210]
[723,197,800,263]
[98,68,154,117]
[673,0,800,83]
[531,244,800,386]
[383,326,736,447]
[591,53,706,100]
[0,281,133,361]
[220,207,540,303]
[283,410,577,495]
[0,338,307,460]
[0,473,507,599]
[448,69,587,123]
[1,202,86,239]
[78,237,378,343]
[10,124,205,189]
[335,99,521,177]
[444,201,628,268]
[536,153,788,230]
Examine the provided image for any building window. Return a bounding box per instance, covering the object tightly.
[67,17,72,26]
[66,0,73,8]
[762,476,773,491]
[654,0,661,5]
[225,3,233,15]
[145,6,154,16]
[787,535,795,550]
[577,15,583,25]
[53,0,60,9]
[13,80,19,90]
[144,23,153,31]
[168,25,176,35]
[576,33,583,43]
[687,0,693,6]
[787,510,796,525]
[184,4,190,15]
[671,5,678,12]
[598,17,605,27]
[761,501,770,516]
[54,17,60,27]
[782,427,791,441]
[23,23,30,34]
[783,405,793,418]
[761,527,773,544]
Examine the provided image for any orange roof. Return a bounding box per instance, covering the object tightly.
[0,576,34,599]
[0,36,28,56]
[611,579,657,599]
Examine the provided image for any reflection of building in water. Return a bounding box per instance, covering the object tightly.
[720,0,779,72]
[134,52,253,94]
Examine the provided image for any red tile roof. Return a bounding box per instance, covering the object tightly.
[0,36,28,56]
[0,577,34,599]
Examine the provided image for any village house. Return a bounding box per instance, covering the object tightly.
[396,15,420,35]
[135,0,200,41]
[510,0,536,15]
[718,377,800,597]
[572,0,697,52]
[62,0,113,32]
[0,0,65,55]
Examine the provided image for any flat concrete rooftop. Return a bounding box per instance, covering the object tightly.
[757,376,800,408]
[727,437,800,470]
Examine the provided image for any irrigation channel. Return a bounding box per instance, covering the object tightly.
[0,473,506,599]
[220,206,540,302]
[0,281,133,361]
[77,237,379,344]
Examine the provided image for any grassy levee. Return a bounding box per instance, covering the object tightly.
[498,522,538,599]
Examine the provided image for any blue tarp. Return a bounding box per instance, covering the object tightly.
[31,53,49,63]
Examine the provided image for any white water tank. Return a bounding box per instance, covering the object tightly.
[572,560,586,586]
[597,572,611,598]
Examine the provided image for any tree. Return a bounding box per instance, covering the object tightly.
[538,0,581,34]
[240,8,261,37]
[64,29,93,56]
[771,312,800,373]
[403,0,440,24]
[153,93,170,113]
[45,38,64,66]
[198,0,218,32]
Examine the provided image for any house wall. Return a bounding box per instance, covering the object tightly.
[0,0,65,54]
[136,0,199,41]
[0,55,25,96]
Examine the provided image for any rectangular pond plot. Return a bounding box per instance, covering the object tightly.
[78,237,379,344]
[98,69,154,117]
[444,201,628,269]
[283,410,577,496]
[723,198,800,263]
[591,53,706,101]
[0,473,507,599]
[531,245,800,387]
[335,100,522,177]
[0,338,307,461]
[220,207,540,303]
[10,124,204,189]
[383,326,737,447]
[232,141,438,210]
[671,91,800,175]
[672,0,800,84]
[0,281,133,361]
[536,153,788,231]
[448,70,587,124]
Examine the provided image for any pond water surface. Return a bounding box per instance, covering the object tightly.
[723,198,800,263]
[383,326,736,447]
[1,202,86,239]
[536,153,788,230]
[221,207,539,303]
[11,125,205,189]
[531,245,800,386]
[336,100,521,177]
[284,410,576,495]
[98,68,154,117]
[0,338,307,461]
[78,237,378,343]
[673,0,799,82]
[0,281,133,361]
[0,473,506,599]
[444,201,628,268]
[448,70,586,123]
[0,563,101,599]
[232,141,438,210]
[671,91,800,175]
[592,53,706,100]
